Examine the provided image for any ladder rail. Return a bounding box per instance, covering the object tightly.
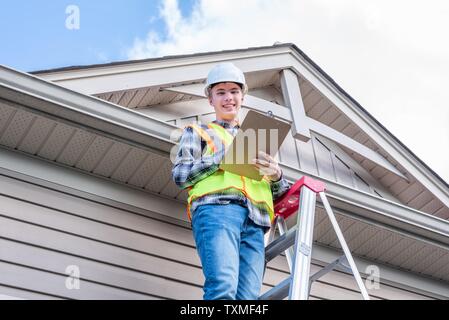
[289,186,317,300]
[319,192,370,300]
[264,216,294,272]
[307,255,351,296]
[277,216,294,272]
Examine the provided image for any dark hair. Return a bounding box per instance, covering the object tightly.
[210,82,243,90]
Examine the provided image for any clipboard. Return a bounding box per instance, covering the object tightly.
[219,110,291,181]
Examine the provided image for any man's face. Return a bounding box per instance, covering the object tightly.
[208,82,244,122]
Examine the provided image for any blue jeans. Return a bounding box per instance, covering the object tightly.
[191,204,265,300]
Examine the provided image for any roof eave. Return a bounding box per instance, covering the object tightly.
[0,64,177,156]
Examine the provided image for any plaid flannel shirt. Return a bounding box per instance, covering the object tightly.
[171,119,290,227]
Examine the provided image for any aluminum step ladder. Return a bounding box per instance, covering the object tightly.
[260,176,370,300]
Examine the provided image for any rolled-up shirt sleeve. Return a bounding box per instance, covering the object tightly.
[270,174,291,200]
[172,126,225,190]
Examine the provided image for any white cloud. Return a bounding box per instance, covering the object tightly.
[88,48,110,63]
[127,0,449,184]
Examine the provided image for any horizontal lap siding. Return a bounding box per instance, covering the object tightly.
[0,260,157,300]
[0,174,436,300]
[0,175,204,300]
[0,210,201,299]
[0,284,62,300]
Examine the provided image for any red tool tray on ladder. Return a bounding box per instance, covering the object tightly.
[274,176,326,219]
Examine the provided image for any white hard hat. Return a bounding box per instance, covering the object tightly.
[204,62,248,96]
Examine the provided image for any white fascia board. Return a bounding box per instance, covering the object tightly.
[35,46,292,81]
[286,51,449,209]
[0,65,177,155]
[34,48,294,95]
[165,83,407,180]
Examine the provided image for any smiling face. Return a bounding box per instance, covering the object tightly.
[208,82,244,125]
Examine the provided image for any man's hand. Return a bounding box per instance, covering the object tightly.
[252,151,282,181]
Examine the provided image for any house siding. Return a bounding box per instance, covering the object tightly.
[0,162,438,300]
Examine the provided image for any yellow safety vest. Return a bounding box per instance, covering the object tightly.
[186,122,274,221]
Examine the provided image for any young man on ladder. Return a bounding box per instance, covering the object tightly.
[172,63,290,300]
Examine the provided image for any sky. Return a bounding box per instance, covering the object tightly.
[0,0,448,184]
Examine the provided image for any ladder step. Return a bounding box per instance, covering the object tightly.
[260,258,355,300]
[265,226,297,263]
[259,277,291,300]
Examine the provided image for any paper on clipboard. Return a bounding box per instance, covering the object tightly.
[219,110,291,181]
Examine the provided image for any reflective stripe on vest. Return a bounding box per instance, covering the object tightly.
[185,122,274,222]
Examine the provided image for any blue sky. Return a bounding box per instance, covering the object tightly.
[0,0,196,72]
[1,0,448,183]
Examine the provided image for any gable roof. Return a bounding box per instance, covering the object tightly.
[30,44,446,186]
[32,43,449,198]
[2,44,449,289]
